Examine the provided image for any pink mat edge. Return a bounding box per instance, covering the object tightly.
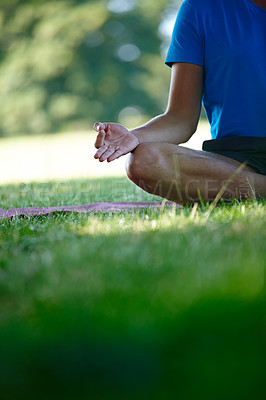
[0,201,179,219]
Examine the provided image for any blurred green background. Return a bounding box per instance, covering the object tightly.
[0,0,185,137]
[0,2,265,399]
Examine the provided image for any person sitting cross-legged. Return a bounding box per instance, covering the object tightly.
[93,0,266,204]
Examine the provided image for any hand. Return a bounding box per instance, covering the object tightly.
[93,122,139,162]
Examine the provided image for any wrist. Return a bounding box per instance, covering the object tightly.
[128,131,140,152]
[129,130,140,144]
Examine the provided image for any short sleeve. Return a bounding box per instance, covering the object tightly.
[165,0,204,68]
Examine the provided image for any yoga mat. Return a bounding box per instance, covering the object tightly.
[0,201,179,219]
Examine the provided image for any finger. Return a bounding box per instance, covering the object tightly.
[99,146,117,162]
[93,122,101,132]
[94,146,108,159]
[94,130,105,149]
[107,149,125,162]
[93,122,107,132]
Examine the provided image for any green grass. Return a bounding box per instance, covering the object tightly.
[0,177,266,400]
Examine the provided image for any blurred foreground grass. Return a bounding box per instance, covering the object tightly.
[0,177,266,400]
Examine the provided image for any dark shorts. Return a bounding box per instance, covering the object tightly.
[202,137,266,175]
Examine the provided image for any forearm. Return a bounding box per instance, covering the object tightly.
[130,112,196,145]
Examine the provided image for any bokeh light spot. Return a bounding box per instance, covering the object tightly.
[116,44,141,62]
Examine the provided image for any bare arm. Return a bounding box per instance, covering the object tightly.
[94,63,203,162]
[131,63,203,144]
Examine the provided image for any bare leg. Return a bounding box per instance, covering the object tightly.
[125,142,266,204]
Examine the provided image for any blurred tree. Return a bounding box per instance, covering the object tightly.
[0,0,180,136]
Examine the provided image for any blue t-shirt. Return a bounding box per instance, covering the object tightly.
[165,0,266,139]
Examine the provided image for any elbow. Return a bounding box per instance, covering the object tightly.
[163,110,198,143]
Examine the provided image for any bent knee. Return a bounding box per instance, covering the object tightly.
[126,143,162,182]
